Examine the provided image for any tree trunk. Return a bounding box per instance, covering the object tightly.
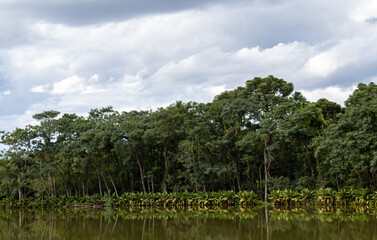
[136,155,147,194]
[130,173,134,192]
[18,186,22,200]
[41,177,50,196]
[162,144,169,193]
[315,156,323,187]
[63,180,69,196]
[18,174,23,200]
[305,146,314,177]
[259,166,262,197]
[264,138,269,202]
[147,174,151,193]
[108,174,119,197]
[82,179,85,197]
[101,171,110,194]
[235,156,241,192]
[53,177,56,196]
[98,169,103,196]
[48,173,54,197]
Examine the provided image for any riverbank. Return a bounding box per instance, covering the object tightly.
[2,188,377,209]
[0,191,259,209]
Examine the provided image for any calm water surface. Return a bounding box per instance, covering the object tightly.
[1,207,376,240]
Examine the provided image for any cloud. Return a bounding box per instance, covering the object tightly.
[51,76,88,94]
[0,0,246,26]
[31,85,49,93]
[299,85,357,105]
[366,17,377,24]
[351,0,377,23]
[302,38,365,78]
[1,90,11,96]
[1,0,377,132]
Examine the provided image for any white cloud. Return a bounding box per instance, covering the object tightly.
[304,52,341,78]
[1,0,377,132]
[31,75,106,95]
[32,54,64,69]
[31,84,49,93]
[51,75,87,94]
[299,85,357,105]
[205,85,227,96]
[0,110,39,132]
[302,38,369,78]
[1,90,11,95]
[351,0,377,23]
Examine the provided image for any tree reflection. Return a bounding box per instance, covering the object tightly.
[0,207,376,239]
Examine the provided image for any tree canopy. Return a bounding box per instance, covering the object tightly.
[1,76,375,200]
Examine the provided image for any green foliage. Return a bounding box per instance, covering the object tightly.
[0,191,259,209]
[0,77,376,206]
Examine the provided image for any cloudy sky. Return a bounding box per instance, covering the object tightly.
[0,0,377,131]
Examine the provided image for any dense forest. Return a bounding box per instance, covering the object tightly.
[1,76,376,201]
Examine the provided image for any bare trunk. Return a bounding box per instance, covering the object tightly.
[98,169,103,196]
[74,184,78,197]
[235,165,241,192]
[259,166,262,197]
[108,174,119,197]
[235,150,241,192]
[162,144,169,193]
[264,138,269,202]
[101,171,110,194]
[18,174,23,200]
[147,175,151,193]
[82,179,85,196]
[136,155,147,194]
[305,146,314,177]
[48,174,54,197]
[53,177,56,196]
[63,180,69,196]
[131,173,134,192]
[315,156,323,187]
[18,187,23,200]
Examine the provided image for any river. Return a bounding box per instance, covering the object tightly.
[0,207,376,239]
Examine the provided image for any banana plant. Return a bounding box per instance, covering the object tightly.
[316,188,335,206]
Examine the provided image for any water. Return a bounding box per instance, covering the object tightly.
[1,207,377,239]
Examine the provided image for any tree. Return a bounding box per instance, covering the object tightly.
[238,76,294,201]
[144,101,188,193]
[32,110,60,197]
[118,110,151,194]
[315,82,377,189]
[0,126,37,199]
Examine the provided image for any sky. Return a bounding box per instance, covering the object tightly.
[0,0,377,131]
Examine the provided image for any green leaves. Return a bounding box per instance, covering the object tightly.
[315,82,377,188]
[1,77,376,202]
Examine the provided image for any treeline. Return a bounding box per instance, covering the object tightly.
[1,76,376,201]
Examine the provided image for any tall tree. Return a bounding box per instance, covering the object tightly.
[145,101,188,193]
[315,82,377,189]
[238,76,294,201]
[33,110,60,197]
[0,126,36,199]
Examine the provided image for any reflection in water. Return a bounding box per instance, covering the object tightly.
[0,207,377,239]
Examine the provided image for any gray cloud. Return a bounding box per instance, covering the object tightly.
[0,0,377,132]
[366,17,377,24]
[1,0,245,25]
